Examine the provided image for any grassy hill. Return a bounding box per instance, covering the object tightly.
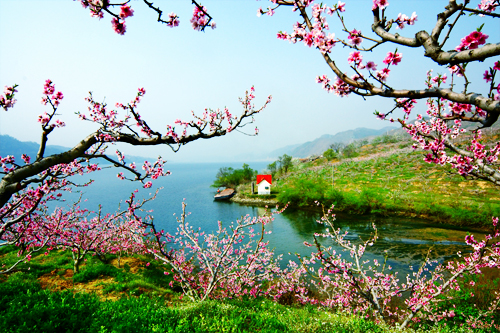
[242,128,500,228]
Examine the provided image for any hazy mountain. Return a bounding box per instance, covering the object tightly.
[0,135,151,164]
[0,135,67,160]
[269,126,397,158]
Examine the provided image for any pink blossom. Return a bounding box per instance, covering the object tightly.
[0,85,17,111]
[484,70,493,82]
[372,0,389,10]
[336,1,346,12]
[448,65,464,77]
[166,13,180,28]
[395,12,417,29]
[494,61,500,71]
[347,51,362,65]
[366,61,377,71]
[455,31,489,51]
[119,4,134,19]
[111,18,126,35]
[478,0,498,13]
[348,29,362,46]
[190,5,214,31]
[376,68,390,81]
[383,51,402,66]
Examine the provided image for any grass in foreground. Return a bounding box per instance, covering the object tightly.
[1,246,498,332]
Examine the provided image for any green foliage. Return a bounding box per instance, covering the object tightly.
[277,174,326,207]
[0,245,18,256]
[278,154,293,174]
[323,148,338,161]
[72,262,125,283]
[329,142,345,154]
[0,277,388,333]
[371,134,400,146]
[212,164,256,188]
[0,274,99,333]
[342,143,359,158]
[267,161,277,176]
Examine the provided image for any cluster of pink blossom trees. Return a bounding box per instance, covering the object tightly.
[0,75,270,273]
[1,0,500,330]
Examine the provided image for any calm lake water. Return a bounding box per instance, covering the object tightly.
[55,162,487,277]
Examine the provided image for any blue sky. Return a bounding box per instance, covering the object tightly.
[0,0,498,163]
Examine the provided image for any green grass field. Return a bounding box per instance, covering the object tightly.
[270,136,500,228]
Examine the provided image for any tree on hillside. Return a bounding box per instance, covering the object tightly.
[261,0,500,185]
[278,154,293,173]
[323,148,338,160]
[267,161,278,176]
[329,142,346,155]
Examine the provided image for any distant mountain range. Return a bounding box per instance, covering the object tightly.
[0,135,150,164]
[268,126,398,158]
[0,135,67,160]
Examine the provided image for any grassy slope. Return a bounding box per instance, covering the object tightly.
[270,134,500,228]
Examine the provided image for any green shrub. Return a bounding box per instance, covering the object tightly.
[323,149,338,161]
[72,263,124,283]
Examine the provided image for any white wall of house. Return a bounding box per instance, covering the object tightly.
[257,180,271,195]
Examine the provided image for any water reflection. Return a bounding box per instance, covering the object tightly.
[264,209,488,277]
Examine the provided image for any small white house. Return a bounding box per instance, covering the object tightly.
[256,175,272,195]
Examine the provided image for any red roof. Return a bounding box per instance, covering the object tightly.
[256,174,272,185]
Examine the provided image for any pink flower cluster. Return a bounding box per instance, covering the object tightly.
[78,0,105,19]
[382,51,403,66]
[0,155,15,173]
[455,30,489,52]
[0,85,17,111]
[372,0,389,10]
[478,0,499,13]
[448,64,464,77]
[347,51,363,67]
[147,202,285,301]
[276,2,347,55]
[111,5,134,35]
[394,12,417,29]
[190,5,215,31]
[347,29,362,46]
[165,13,180,28]
[40,79,64,107]
[37,80,66,129]
[316,74,354,97]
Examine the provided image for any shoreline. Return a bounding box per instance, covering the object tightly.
[229,191,493,231]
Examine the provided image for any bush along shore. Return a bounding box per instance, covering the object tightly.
[235,132,500,228]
